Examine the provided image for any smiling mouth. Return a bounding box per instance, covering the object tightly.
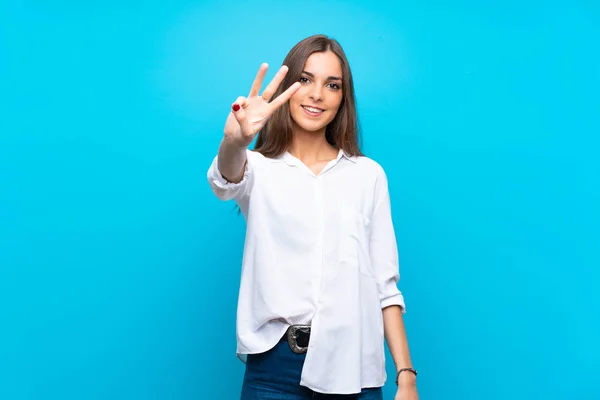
[301,105,325,116]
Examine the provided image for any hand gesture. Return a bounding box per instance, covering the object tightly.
[224,63,300,148]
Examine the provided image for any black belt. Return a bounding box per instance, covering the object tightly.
[280,325,311,354]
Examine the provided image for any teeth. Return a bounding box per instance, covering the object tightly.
[303,106,323,113]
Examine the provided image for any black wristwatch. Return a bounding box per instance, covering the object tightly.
[395,368,418,385]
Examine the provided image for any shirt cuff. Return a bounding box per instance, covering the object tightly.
[208,155,252,190]
[381,293,406,313]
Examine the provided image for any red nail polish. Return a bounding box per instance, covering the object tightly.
[232,104,240,112]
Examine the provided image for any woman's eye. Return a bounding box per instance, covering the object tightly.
[299,77,310,84]
[328,83,341,90]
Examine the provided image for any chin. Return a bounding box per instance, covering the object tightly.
[292,119,328,133]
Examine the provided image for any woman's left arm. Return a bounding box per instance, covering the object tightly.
[368,169,419,399]
[383,305,419,399]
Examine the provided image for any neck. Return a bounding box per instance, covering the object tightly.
[288,124,337,163]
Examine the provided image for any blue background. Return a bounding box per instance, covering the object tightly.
[1,1,598,399]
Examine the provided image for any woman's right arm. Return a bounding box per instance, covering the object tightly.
[217,137,249,184]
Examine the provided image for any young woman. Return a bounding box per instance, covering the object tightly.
[207,34,419,400]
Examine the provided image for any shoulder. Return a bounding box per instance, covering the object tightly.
[350,155,394,201]
[349,154,387,178]
[346,154,393,195]
[245,149,287,174]
[246,149,271,166]
[247,149,264,160]
[248,149,282,162]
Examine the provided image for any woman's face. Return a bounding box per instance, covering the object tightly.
[289,51,344,134]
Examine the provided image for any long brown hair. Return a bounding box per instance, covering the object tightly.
[254,34,363,157]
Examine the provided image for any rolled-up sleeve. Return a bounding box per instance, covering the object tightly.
[369,169,406,313]
[207,150,254,203]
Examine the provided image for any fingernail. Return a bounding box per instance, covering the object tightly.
[232,104,240,112]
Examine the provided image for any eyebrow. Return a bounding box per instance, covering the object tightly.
[302,70,342,81]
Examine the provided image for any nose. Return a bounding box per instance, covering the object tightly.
[309,86,323,102]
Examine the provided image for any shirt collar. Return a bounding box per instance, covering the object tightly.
[340,149,358,163]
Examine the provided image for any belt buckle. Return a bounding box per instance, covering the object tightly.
[287,325,310,354]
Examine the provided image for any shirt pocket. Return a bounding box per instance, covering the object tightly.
[338,207,373,277]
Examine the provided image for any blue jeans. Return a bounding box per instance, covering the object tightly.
[240,341,383,399]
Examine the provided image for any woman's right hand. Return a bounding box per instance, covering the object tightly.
[223,63,301,148]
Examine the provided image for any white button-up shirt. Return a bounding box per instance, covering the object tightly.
[207,148,406,395]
